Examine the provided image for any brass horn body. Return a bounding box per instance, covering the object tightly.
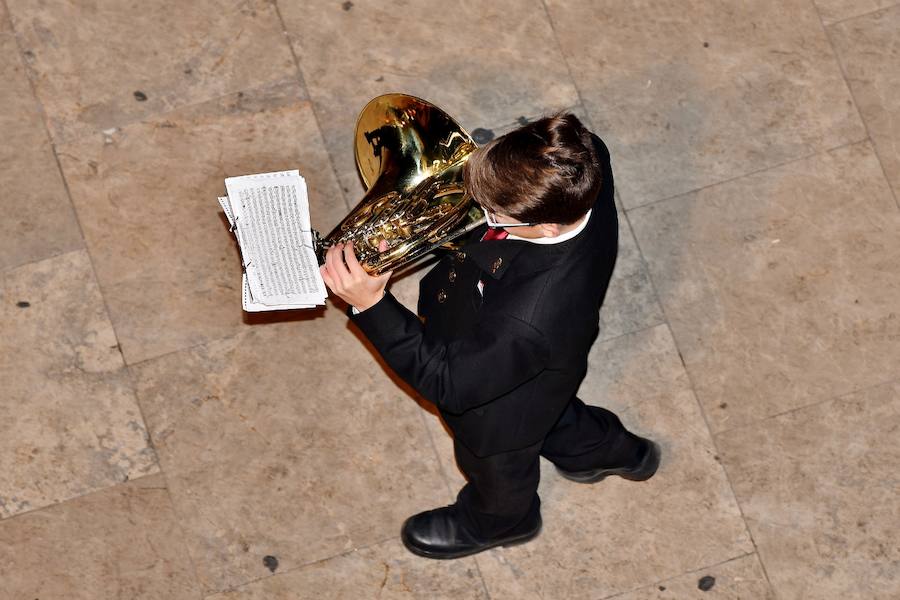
[315,94,485,274]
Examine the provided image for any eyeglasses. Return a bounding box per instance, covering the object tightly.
[483,208,535,228]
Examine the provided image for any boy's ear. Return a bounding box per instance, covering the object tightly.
[538,223,562,238]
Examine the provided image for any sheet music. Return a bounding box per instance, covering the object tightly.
[218,196,235,228]
[241,273,316,312]
[220,170,327,311]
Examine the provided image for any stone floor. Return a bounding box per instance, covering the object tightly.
[1,0,898,598]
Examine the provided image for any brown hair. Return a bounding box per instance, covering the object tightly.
[463,113,602,225]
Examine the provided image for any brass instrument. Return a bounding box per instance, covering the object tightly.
[314,94,485,274]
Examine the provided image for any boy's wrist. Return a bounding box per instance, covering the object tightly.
[352,290,387,313]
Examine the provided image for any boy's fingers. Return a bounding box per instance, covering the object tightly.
[343,242,367,278]
[323,247,336,282]
[378,240,389,252]
[325,245,347,286]
[319,264,334,290]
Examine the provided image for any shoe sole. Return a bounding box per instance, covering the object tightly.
[402,519,542,560]
[557,440,661,484]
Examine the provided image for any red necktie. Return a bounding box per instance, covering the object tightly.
[481,228,509,241]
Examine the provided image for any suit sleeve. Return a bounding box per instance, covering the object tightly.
[349,291,550,415]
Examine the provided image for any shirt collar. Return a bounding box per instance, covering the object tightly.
[462,209,593,280]
[506,209,592,245]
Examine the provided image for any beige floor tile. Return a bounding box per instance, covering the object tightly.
[600,212,666,340]
[0,250,158,518]
[630,141,900,432]
[0,474,200,600]
[56,83,346,365]
[717,381,900,599]
[0,31,82,271]
[815,0,899,24]
[420,407,469,496]
[6,0,297,142]
[485,102,593,146]
[279,0,579,201]
[830,5,900,203]
[208,538,486,599]
[615,553,773,599]
[545,0,865,208]
[475,324,752,600]
[130,307,450,593]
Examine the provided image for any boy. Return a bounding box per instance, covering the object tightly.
[320,114,660,559]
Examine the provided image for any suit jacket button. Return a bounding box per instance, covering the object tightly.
[448,269,457,282]
[456,252,466,262]
[491,257,503,273]
[437,289,447,303]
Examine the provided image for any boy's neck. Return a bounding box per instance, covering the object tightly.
[505,211,590,240]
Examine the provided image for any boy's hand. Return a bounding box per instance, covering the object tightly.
[320,241,392,312]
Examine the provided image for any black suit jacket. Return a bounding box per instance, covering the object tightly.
[351,134,618,457]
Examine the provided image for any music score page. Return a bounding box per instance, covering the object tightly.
[220,170,327,311]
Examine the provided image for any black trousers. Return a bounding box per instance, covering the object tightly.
[453,396,642,539]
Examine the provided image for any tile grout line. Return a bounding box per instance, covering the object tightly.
[713,374,900,439]
[29,76,311,149]
[482,102,585,136]
[0,470,163,524]
[815,0,900,212]
[201,534,399,598]
[594,551,760,600]
[618,206,777,595]
[415,410,457,503]
[123,364,209,599]
[123,330,242,369]
[0,247,84,277]
[538,0,592,131]
[272,0,353,215]
[595,317,668,348]
[3,0,130,375]
[414,408,494,600]
[821,1,900,27]
[623,136,868,214]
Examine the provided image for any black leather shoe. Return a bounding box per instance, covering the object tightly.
[556,437,661,484]
[401,505,542,560]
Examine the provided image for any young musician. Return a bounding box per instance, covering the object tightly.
[320,114,660,559]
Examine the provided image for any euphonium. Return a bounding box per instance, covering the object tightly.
[314,94,485,274]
